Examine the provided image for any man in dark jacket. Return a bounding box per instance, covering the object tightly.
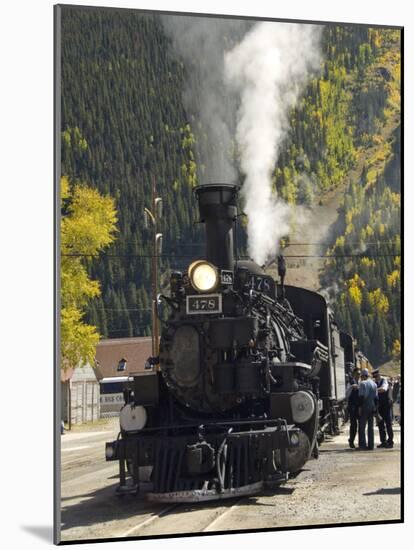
[373,369,394,448]
[346,367,361,448]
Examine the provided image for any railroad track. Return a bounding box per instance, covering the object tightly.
[120,503,180,538]
[115,470,308,538]
[118,497,246,538]
[201,498,244,532]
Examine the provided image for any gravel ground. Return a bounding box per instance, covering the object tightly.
[60,423,401,542]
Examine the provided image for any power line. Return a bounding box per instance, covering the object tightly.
[62,252,400,259]
[62,253,175,258]
[175,240,398,247]
[267,254,400,260]
[95,307,152,312]
[104,327,150,334]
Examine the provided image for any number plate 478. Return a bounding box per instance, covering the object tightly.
[186,294,222,315]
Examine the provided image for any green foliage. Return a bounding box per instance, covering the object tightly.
[320,29,401,364]
[61,7,203,338]
[321,124,401,363]
[61,8,400,354]
[180,124,198,187]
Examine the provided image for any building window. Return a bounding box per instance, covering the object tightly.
[117,358,127,372]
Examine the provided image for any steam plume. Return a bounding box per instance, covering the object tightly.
[162,16,322,264]
[161,16,250,183]
[225,22,322,265]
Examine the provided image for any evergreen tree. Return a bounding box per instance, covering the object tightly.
[370,315,386,364]
[60,7,400,353]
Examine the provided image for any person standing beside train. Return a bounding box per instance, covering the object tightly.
[372,368,394,448]
[358,368,378,450]
[346,367,361,449]
[393,376,401,424]
[388,377,394,422]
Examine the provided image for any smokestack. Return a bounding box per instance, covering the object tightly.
[194,184,239,271]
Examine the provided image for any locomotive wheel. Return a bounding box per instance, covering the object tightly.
[286,430,311,472]
[275,429,311,473]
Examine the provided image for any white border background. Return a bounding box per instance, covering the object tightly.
[0,0,411,548]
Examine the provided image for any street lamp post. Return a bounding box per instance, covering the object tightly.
[144,177,163,359]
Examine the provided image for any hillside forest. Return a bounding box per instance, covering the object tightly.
[60,7,401,366]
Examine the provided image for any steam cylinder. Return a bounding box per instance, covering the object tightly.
[194,184,239,271]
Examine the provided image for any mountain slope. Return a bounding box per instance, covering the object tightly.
[60,7,401,364]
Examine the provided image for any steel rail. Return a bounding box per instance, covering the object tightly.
[119,503,180,538]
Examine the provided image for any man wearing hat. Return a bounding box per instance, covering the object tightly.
[346,366,361,448]
[358,368,378,450]
[372,368,394,448]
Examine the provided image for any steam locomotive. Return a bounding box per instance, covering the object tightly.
[105,183,359,503]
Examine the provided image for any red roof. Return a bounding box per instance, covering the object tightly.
[95,337,153,380]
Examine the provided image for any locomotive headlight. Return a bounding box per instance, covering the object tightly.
[188,260,219,293]
[120,404,147,432]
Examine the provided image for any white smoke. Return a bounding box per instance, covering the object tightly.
[320,282,340,303]
[161,16,250,184]
[224,22,322,265]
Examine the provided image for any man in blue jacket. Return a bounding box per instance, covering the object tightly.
[358,368,378,450]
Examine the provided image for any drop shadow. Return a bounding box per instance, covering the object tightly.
[61,482,163,532]
[261,486,295,496]
[319,448,360,454]
[363,487,400,496]
[288,469,309,478]
[21,525,53,543]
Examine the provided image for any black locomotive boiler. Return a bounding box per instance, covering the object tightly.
[105,183,356,503]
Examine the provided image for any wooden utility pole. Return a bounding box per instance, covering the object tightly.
[68,380,72,431]
[145,177,162,358]
[151,178,159,357]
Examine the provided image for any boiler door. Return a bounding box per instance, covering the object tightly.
[170,325,201,387]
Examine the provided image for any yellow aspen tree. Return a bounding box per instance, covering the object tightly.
[60,176,117,370]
